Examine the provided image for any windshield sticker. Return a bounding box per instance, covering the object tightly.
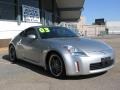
[44,28,50,32]
[39,28,45,33]
[39,28,50,33]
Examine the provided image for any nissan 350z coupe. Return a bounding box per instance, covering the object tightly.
[9,26,115,78]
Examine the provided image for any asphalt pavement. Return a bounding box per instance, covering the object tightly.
[0,36,120,90]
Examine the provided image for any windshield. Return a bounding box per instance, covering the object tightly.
[38,27,79,39]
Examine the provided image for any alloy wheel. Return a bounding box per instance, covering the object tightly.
[49,54,65,77]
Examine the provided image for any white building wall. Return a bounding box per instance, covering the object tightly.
[0,21,41,39]
[59,17,106,37]
[79,25,106,37]
[106,21,120,34]
[107,21,120,26]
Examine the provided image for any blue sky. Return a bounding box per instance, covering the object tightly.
[82,0,120,24]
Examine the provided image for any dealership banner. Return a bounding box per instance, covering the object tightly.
[22,5,40,22]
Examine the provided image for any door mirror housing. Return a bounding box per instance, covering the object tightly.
[28,34,37,39]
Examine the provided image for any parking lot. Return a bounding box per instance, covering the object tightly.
[0,36,120,90]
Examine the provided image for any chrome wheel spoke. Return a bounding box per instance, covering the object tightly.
[49,55,63,77]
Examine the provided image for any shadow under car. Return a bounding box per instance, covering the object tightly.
[2,54,107,80]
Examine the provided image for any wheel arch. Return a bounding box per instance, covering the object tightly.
[9,43,15,51]
[45,50,65,70]
[9,43,17,57]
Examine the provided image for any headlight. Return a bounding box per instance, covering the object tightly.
[64,45,87,56]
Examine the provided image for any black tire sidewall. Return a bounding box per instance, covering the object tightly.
[9,45,17,62]
[48,53,66,78]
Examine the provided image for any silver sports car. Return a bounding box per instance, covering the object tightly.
[9,26,115,78]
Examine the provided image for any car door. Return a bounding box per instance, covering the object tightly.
[16,30,26,59]
[21,28,42,63]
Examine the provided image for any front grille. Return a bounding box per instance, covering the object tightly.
[90,59,114,70]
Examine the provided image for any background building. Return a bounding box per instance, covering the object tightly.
[78,18,106,37]
[106,21,120,34]
[0,0,85,39]
[77,18,120,36]
[0,0,85,47]
[60,17,106,37]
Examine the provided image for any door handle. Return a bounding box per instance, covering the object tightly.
[17,39,22,45]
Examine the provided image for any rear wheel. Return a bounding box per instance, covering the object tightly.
[9,45,17,62]
[48,53,66,78]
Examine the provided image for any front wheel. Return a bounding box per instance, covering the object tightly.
[9,45,17,62]
[48,53,66,78]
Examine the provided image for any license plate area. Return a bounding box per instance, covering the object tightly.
[90,57,113,70]
[101,57,111,66]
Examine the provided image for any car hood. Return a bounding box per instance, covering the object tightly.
[47,37,112,52]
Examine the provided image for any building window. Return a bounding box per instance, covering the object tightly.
[45,11,52,25]
[20,0,39,8]
[20,0,39,22]
[0,0,16,20]
[22,5,40,23]
[0,0,59,24]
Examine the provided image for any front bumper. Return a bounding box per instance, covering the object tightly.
[64,50,115,76]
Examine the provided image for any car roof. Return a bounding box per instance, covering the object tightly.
[31,26,65,29]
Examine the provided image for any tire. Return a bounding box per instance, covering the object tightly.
[9,45,17,62]
[48,53,66,78]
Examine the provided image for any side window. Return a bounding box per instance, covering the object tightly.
[24,28,38,38]
[19,30,27,37]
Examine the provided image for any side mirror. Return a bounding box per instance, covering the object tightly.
[27,34,36,39]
